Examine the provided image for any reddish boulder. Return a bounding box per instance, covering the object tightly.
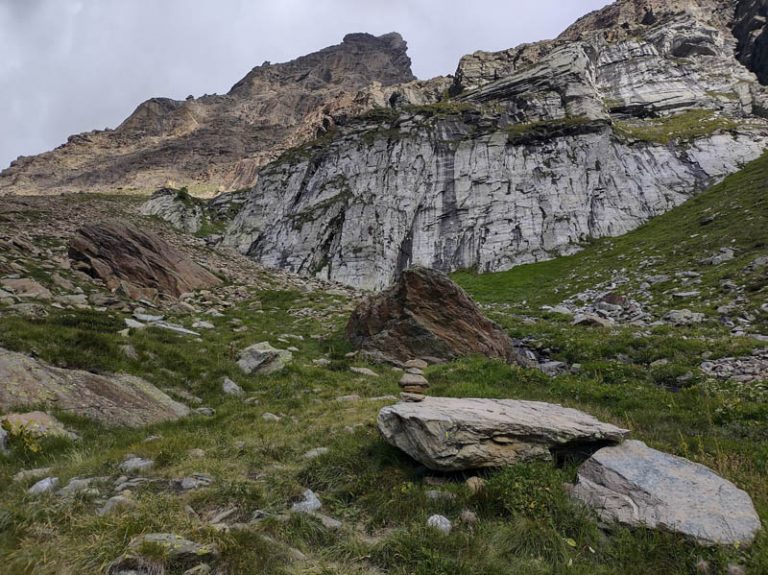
[68,221,221,300]
[346,266,535,366]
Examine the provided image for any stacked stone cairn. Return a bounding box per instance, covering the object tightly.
[399,359,430,402]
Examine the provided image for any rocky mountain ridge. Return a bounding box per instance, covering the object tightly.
[0,32,421,196]
[221,0,768,289]
[5,0,768,292]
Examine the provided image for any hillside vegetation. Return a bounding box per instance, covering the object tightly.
[0,155,767,574]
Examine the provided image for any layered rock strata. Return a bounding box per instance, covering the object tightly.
[225,0,768,288]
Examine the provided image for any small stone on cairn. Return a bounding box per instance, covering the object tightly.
[399,360,430,402]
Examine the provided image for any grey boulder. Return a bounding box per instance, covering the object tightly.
[572,440,762,546]
[377,397,629,471]
[28,477,59,495]
[0,347,189,428]
[291,489,322,514]
[127,533,219,564]
[663,309,706,326]
[222,377,244,396]
[237,343,293,375]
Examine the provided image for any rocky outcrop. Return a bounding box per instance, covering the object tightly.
[237,342,293,375]
[68,221,221,300]
[0,33,419,196]
[139,188,204,233]
[222,2,768,289]
[347,267,534,365]
[700,348,768,383]
[109,533,219,574]
[7,1,768,295]
[0,348,190,427]
[572,440,762,546]
[377,397,629,471]
[225,115,766,289]
[458,0,762,118]
[0,411,75,440]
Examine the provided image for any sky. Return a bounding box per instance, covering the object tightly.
[0,0,610,170]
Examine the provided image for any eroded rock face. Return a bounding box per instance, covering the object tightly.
[223,0,768,289]
[139,188,204,233]
[0,348,190,427]
[225,116,767,290]
[377,397,630,471]
[346,267,533,365]
[68,221,221,300]
[572,440,762,546]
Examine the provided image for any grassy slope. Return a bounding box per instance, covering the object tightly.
[0,156,767,573]
[454,150,768,310]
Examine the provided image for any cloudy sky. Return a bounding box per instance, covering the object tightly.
[0,0,609,170]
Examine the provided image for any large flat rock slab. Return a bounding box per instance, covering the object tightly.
[68,221,221,300]
[377,397,629,471]
[572,440,762,546]
[0,348,189,427]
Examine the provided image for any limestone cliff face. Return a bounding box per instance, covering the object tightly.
[224,0,768,289]
[224,118,766,290]
[0,33,418,196]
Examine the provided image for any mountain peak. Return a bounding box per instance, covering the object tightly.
[0,31,419,196]
[559,0,737,41]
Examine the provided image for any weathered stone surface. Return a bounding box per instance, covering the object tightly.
[399,373,429,388]
[734,0,768,84]
[0,278,52,300]
[28,477,59,495]
[0,348,190,427]
[237,342,293,375]
[427,514,452,534]
[664,309,706,326]
[404,359,429,370]
[58,477,102,498]
[350,367,379,377]
[139,188,204,233]
[98,495,137,516]
[120,456,155,474]
[177,473,214,491]
[68,221,221,300]
[291,489,322,513]
[226,120,766,289]
[127,533,219,564]
[0,411,74,440]
[347,267,534,365]
[701,348,768,384]
[573,314,615,328]
[572,440,762,546]
[223,0,768,290]
[222,377,244,396]
[378,397,629,471]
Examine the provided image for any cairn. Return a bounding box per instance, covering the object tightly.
[399,359,430,402]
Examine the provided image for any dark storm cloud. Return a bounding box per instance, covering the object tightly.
[0,0,610,169]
